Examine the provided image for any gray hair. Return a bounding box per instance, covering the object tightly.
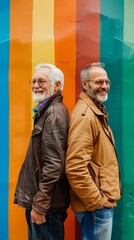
[35,63,64,91]
[80,62,105,83]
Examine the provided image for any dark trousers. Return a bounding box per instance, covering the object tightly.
[25,209,67,240]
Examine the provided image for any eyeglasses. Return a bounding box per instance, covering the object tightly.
[86,79,111,86]
[29,79,52,87]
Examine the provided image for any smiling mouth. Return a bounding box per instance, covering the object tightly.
[98,90,108,94]
[99,92,107,95]
[34,90,44,94]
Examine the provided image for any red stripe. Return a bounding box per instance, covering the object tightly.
[76,0,100,101]
[75,3,100,238]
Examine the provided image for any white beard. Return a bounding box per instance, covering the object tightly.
[32,93,47,103]
[96,93,108,103]
[32,88,55,103]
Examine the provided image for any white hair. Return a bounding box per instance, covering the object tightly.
[35,63,64,91]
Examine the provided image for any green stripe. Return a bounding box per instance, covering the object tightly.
[100,1,124,239]
[122,1,134,239]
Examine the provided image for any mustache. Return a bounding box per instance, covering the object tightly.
[97,89,108,93]
[33,89,44,92]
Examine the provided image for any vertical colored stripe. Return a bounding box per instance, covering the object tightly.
[54,0,76,113]
[76,1,100,238]
[122,1,134,239]
[9,1,33,239]
[100,1,124,239]
[32,0,54,109]
[54,0,76,239]
[0,0,10,238]
[32,0,54,67]
[76,0,100,101]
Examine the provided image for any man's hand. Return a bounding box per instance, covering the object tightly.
[31,209,46,225]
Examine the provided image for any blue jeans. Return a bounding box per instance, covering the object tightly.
[75,207,114,240]
[25,209,67,240]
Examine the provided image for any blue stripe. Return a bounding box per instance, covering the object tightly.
[100,1,124,239]
[0,0,10,239]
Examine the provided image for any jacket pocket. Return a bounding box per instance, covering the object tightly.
[32,124,43,136]
[32,124,43,171]
[87,162,102,191]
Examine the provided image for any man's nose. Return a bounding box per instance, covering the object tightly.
[101,81,109,88]
[34,81,40,87]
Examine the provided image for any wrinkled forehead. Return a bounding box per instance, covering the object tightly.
[89,66,108,79]
[33,67,52,79]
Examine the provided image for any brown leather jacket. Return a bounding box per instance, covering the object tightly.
[14,92,70,214]
[66,91,121,212]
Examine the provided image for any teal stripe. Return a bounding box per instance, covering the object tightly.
[122,1,134,240]
[100,1,124,239]
[0,0,10,239]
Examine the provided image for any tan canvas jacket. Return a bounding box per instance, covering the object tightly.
[66,91,121,212]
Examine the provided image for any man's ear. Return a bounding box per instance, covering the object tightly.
[81,79,88,91]
[54,81,61,92]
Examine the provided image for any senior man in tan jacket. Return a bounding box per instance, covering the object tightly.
[66,62,121,240]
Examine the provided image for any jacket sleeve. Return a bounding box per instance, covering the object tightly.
[32,114,68,214]
[66,112,108,210]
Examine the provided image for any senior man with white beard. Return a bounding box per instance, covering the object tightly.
[14,63,70,240]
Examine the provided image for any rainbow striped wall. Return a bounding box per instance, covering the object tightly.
[1,0,134,239]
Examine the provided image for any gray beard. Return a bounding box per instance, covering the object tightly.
[88,87,108,103]
[96,94,108,103]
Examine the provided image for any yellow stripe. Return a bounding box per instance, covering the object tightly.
[32,0,55,110]
[32,0,54,67]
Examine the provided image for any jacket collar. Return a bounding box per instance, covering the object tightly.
[79,91,105,116]
[79,92,116,145]
[34,91,62,124]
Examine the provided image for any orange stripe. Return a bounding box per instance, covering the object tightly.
[9,1,33,239]
[54,1,76,239]
[54,0,76,113]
